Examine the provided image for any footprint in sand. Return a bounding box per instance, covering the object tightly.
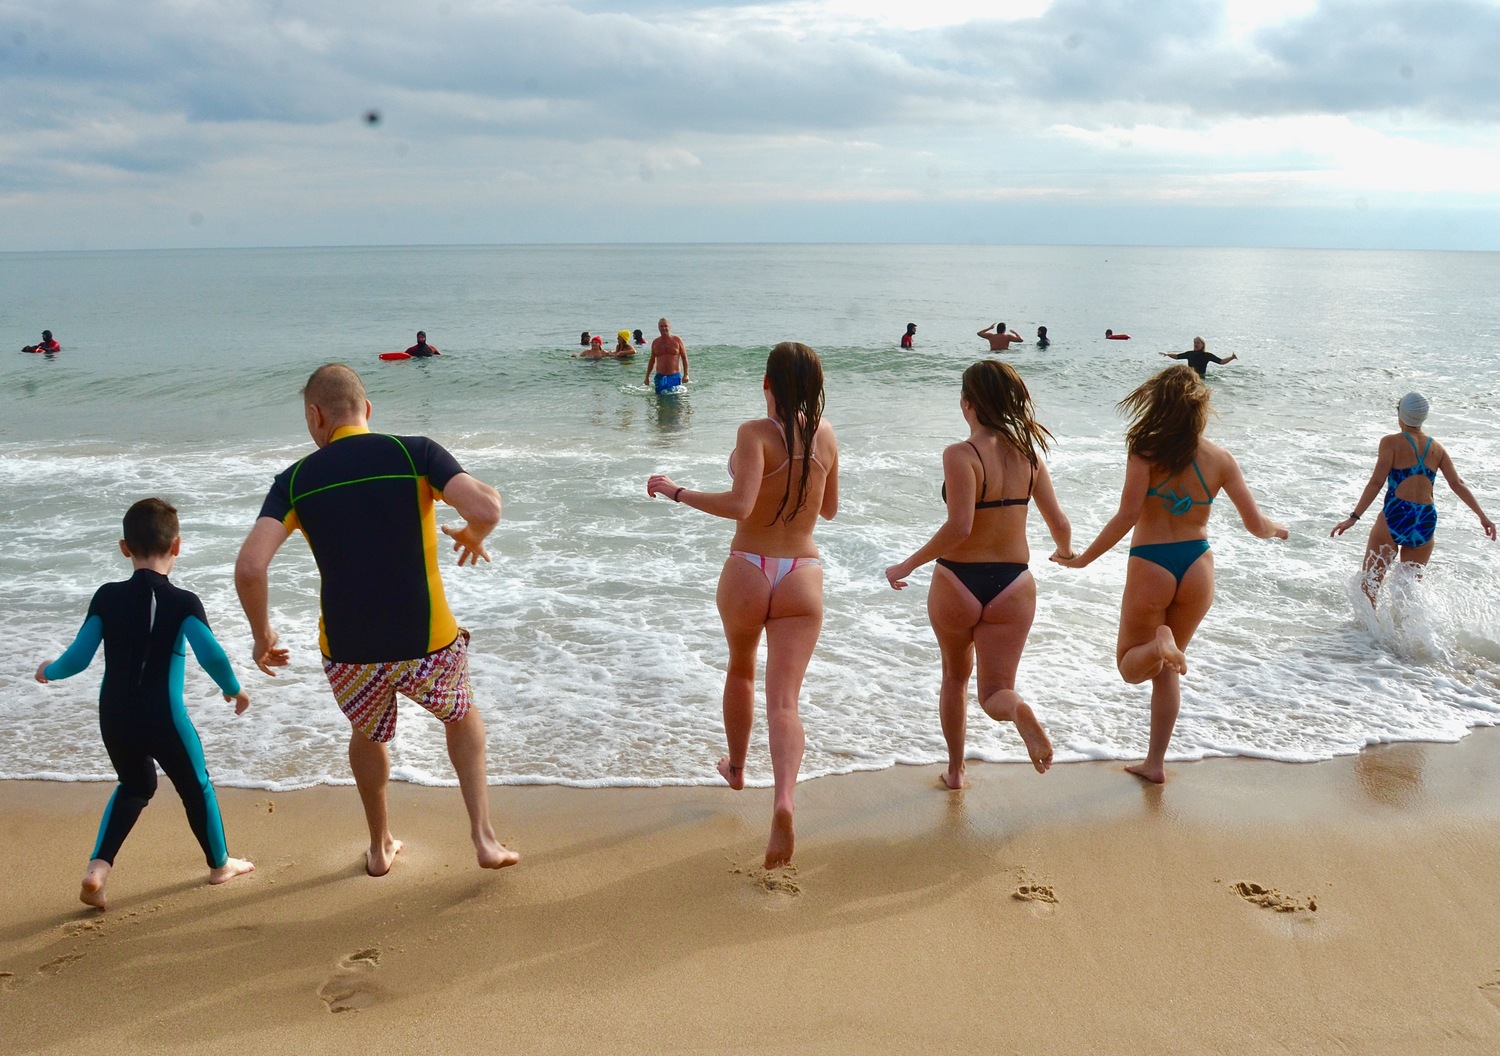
[1,970,18,992]
[317,948,383,1013]
[1480,974,1500,1011]
[1232,881,1317,913]
[1011,867,1059,908]
[63,920,102,938]
[750,866,801,896]
[38,952,84,976]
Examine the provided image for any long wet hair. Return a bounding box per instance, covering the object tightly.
[962,360,1052,465]
[765,341,825,524]
[1118,364,1213,475]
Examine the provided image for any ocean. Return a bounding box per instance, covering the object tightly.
[2,243,1497,790]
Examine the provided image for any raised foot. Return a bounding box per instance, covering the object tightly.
[208,857,256,886]
[1125,762,1166,784]
[1154,625,1188,676]
[366,838,403,878]
[939,767,967,790]
[717,756,745,790]
[1014,704,1054,774]
[764,807,795,871]
[475,832,520,871]
[79,859,110,910]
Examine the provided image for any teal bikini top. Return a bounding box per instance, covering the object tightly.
[1147,460,1214,515]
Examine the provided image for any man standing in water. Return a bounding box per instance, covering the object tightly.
[645,316,690,393]
[978,322,1023,352]
[234,363,518,877]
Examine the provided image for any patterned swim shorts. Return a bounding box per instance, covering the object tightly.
[324,629,473,743]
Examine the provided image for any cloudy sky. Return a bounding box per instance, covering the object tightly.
[2,0,1496,251]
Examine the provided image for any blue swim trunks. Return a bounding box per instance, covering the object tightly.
[654,372,682,394]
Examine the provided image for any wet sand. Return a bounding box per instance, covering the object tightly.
[2,729,1497,1055]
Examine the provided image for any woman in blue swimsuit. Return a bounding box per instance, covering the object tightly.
[1329,392,1495,605]
[885,361,1073,790]
[647,342,839,869]
[1056,365,1286,784]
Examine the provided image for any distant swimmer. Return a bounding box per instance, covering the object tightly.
[646,317,690,393]
[23,329,61,354]
[901,323,917,349]
[613,331,636,357]
[404,331,441,358]
[978,323,1023,352]
[632,329,646,346]
[1036,326,1050,349]
[1105,330,1131,340]
[580,331,592,347]
[1161,337,1235,378]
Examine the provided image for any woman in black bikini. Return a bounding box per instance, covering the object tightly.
[885,360,1072,790]
[647,342,839,868]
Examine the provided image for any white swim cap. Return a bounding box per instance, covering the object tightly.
[1397,391,1430,428]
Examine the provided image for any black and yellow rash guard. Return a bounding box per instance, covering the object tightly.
[258,425,465,664]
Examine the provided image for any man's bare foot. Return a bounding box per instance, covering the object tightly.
[1014,704,1054,774]
[366,838,403,877]
[717,756,745,790]
[208,858,256,885]
[939,767,967,790]
[1154,625,1188,675]
[764,807,795,870]
[79,859,110,910]
[475,832,520,870]
[1125,762,1167,784]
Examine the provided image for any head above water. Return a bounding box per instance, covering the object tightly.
[906,323,917,335]
[1398,391,1430,429]
[580,331,591,346]
[764,341,825,524]
[42,329,53,340]
[1036,326,1047,337]
[961,359,1052,463]
[633,329,645,342]
[1119,364,1213,476]
[416,331,426,342]
[1192,336,1206,352]
[122,497,179,559]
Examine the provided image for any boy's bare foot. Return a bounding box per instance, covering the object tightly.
[79,859,111,910]
[939,767,967,790]
[1125,762,1167,784]
[475,831,520,870]
[1154,625,1188,675]
[1014,704,1054,774]
[208,858,256,885]
[764,807,795,870]
[717,756,745,790]
[366,838,403,877]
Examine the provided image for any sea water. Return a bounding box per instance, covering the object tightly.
[1,244,1496,789]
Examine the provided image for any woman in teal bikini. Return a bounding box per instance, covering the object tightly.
[1056,365,1286,783]
[1329,391,1494,605]
[647,342,838,869]
[885,360,1073,789]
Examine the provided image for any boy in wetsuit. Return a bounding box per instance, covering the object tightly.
[35,498,254,910]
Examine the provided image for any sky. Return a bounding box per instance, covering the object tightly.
[1,0,1496,251]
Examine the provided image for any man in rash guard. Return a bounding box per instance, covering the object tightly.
[234,363,518,877]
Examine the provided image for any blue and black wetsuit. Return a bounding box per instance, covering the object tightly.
[45,569,241,868]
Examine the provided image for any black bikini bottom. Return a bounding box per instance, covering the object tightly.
[935,559,1029,606]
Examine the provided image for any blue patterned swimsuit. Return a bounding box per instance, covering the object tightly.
[1383,433,1437,547]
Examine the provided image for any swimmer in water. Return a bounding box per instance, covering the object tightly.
[1161,337,1235,378]
[901,323,917,349]
[645,317,690,393]
[646,342,839,869]
[1330,391,1495,605]
[1035,326,1049,349]
[978,323,1023,352]
[613,331,636,357]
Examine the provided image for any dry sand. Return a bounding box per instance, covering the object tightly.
[3,730,1497,1055]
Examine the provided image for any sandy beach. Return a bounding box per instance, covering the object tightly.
[3,729,1497,1055]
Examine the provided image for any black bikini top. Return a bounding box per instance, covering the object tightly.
[941,440,1034,509]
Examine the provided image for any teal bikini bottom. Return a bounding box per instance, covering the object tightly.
[1129,539,1211,585]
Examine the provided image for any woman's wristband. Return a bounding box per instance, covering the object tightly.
[1347,511,1360,522]
[673,487,685,503]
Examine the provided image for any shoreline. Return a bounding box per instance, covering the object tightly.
[3,730,1497,1054]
